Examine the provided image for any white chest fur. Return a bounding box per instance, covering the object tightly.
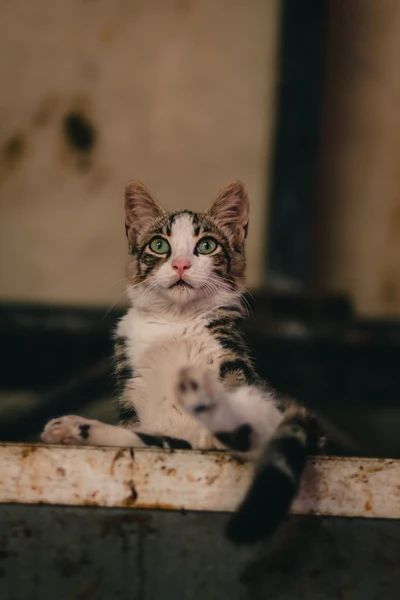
[116,308,224,445]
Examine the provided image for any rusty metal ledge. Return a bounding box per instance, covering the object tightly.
[0,443,398,519]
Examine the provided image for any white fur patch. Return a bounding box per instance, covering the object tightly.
[117,308,225,447]
[117,306,282,451]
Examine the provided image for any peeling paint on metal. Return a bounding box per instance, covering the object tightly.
[0,443,399,520]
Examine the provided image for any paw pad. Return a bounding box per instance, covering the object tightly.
[179,378,198,393]
[41,415,92,445]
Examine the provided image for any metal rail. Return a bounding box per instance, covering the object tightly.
[0,444,398,519]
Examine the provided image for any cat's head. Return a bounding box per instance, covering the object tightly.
[124,180,249,310]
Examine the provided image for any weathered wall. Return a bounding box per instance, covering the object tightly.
[316,0,400,317]
[0,0,280,306]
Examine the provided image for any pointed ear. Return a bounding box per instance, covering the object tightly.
[125,181,166,248]
[204,181,249,242]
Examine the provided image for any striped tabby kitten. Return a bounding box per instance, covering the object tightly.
[41,180,318,544]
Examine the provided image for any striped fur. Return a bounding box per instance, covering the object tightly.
[225,409,319,544]
[41,180,321,545]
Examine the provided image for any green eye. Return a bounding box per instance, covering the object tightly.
[197,237,217,255]
[149,237,170,254]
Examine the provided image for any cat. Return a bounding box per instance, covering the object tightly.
[41,180,319,544]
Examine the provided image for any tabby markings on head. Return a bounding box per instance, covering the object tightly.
[124,180,249,297]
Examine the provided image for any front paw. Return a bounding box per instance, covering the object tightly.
[175,366,219,416]
[41,415,93,445]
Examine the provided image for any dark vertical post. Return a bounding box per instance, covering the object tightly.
[265,0,328,292]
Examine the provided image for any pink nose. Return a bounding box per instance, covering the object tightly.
[172,259,191,276]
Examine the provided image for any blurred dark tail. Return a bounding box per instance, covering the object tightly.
[226,411,318,544]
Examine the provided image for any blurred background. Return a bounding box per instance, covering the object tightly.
[0,0,399,455]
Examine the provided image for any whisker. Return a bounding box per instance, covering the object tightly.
[103,276,129,290]
[102,289,128,320]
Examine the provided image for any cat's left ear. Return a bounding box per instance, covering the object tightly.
[205,181,249,242]
[125,181,166,250]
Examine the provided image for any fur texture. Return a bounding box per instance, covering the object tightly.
[41,180,319,544]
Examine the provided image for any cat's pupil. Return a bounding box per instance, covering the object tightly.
[203,241,209,250]
[156,241,162,250]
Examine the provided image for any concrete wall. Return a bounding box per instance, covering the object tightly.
[0,0,280,306]
[316,0,400,317]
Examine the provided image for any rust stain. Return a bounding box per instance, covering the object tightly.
[365,500,373,511]
[155,456,166,464]
[166,468,176,476]
[364,466,383,473]
[186,474,195,483]
[20,446,38,459]
[206,474,219,486]
[57,467,66,476]
[121,480,138,506]
[211,451,246,467]
[110,448,126,476]
[81,499,102,507]
[135,502,176,510]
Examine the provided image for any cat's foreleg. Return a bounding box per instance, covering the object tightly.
[41,415,192,449]
[176,366,319,544]
[175,366,283,455]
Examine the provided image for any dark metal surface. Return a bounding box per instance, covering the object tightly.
[0,505,399,600]
[0,302,116,390]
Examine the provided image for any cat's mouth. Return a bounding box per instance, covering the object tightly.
[169,280,193,289]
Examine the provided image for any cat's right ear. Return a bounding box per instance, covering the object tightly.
[125,181,166,249]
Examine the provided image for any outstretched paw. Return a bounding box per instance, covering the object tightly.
[41,415,94,445]
[176,366,221,417]
[176,367,256,453]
